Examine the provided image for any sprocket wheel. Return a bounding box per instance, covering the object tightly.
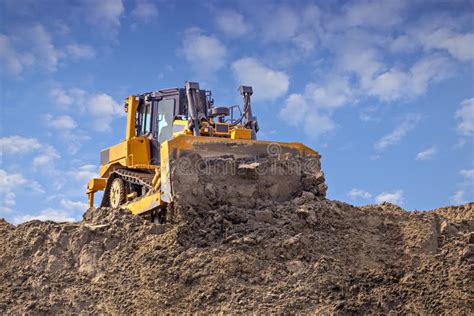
[109,177,126,208]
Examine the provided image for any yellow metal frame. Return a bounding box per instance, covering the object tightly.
[162,134,318,156]
[86,178,106,207]
[124,191,162,215]
[98,137,152,178]
[230,127,252,140]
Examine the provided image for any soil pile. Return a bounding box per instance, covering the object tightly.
[0,196,472,314]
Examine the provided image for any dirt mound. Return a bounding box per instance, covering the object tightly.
[0,197,472,314]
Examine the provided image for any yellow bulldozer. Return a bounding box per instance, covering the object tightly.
[86,82,327,222]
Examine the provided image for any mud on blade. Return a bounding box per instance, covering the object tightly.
[162,136,327,209]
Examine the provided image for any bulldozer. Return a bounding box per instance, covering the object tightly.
[86,82,327,222]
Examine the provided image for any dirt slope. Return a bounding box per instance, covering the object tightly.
[0,195,472,314]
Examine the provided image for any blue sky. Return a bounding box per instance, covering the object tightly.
[0,0,473,223]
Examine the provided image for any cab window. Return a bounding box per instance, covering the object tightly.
[136,102,152,136]
[157,98,175,143]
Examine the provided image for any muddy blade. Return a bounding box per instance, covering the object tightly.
[165,136,327,209]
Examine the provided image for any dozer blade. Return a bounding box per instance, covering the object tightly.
[160,135,327,209]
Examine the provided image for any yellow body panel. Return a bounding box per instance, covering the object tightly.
[99,159,126,178]
[99,137,152,178]
[172,120,190,137]
[124,191,162,215]
[162,134,318,156]
[159,140,172,203]
[86,178,107,207]
[126,137,152,166]
[86,178,106,193]
[125,96,139,140]
[231,128,252,140]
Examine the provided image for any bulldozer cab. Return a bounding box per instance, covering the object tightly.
[135,86,211,136]
[133,85,212,164]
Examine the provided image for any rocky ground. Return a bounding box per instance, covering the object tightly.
[0,194,472,314]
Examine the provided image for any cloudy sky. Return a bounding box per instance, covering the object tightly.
[0,0,473,223]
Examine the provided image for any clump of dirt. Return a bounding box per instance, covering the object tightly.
[0,197,472,314]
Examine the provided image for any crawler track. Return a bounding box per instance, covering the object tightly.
[101,169,156,207]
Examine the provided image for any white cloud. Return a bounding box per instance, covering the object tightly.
[88,93,124,131]
[374,114,422,151]
[88,94,122,116]
[367,54,452,102]
[50,87,74,107]
[0,136,41,154]
[375,190,403,204]
[292,5,322,53]
[42,113,89,154]
[390,34,418,53]
[215,9,250,37]
[455,98,474,136]
[49,87,124,132]
[255,4,322,55]
[53,20,71,36]
[12,208,77,224]
[304,113,337,138]
[0,169,43,213]
[280,93,336,138]
[131,0,158,22]
[259,5,322,48]
[415,146,437,161]
[304,77,352,109]
[348,188,372,199]
[0,34,24,76]
[0,170,27,212]
[280,94,307,125]
[278,74,353,137]
[232,57,289,101]
[440,32,474,61]
[261,7,299,42]
[412,26,474,62]
[63,43,96,60]
[0,24,97,76]
[359,106,380,122]
[60,130,90,155]
[83,0,124,34]
[408,54,452,95]
[327,3,473,72]
[337,43,384,90]
[450,168,474,205]
[60,198,88,213]
[32,145,60,168]
[181,28,227,75]
[71,164,97,182]
[450,190,466,204]
[460,169,474,181]
[324,14,458,104]
[279,77,351,138]
[44,114,77,129]
[340,0,406,29]
[0,135,61,168]
[23,24,59,72]
[0,26,56,76]
[368,68,408,101]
